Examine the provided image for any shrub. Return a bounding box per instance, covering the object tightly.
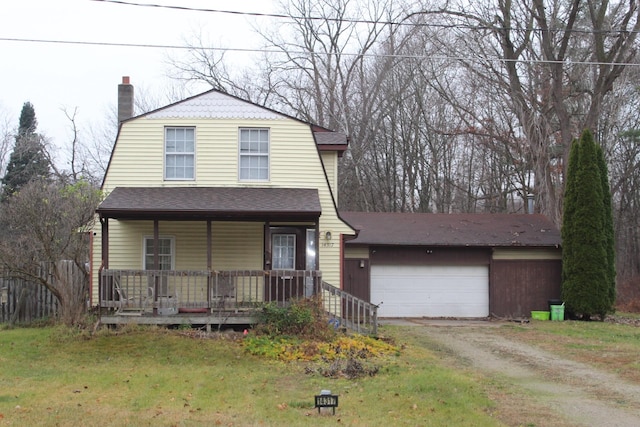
[253,296,335,341]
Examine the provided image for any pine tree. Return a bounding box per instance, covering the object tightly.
[561,129,613,319]
[1,102,51,200]
[18,101,37,136]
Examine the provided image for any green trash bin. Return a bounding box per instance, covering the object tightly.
[550,303,565,321]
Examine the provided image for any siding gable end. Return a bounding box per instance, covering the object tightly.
[145,91,288,121]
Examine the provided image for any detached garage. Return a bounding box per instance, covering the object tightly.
[341,212,562,319]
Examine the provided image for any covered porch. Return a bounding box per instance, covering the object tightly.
[96,187,319,327]
[95,187,378,333]
[99,268,322,328]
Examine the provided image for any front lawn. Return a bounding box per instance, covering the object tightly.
[0,325,501,427]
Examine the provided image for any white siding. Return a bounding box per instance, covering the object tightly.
[320,151,338,200]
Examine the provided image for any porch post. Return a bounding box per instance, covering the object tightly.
[314,220,320,273]
[207,220,212,270]
[100,216,109,268]
[315,220,320,295]
[153,220,159,314]
[153,220,159,270]
[264,223,271,302]
[207,219,212,309]
[264,222,271,269]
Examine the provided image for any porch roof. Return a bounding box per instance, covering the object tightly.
[97,187,322,221]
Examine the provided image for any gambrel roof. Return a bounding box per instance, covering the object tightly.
[125,89,348,150]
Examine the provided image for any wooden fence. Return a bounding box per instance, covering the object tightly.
[0,262,81,324]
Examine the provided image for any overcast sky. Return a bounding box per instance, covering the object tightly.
[1,0,273,166]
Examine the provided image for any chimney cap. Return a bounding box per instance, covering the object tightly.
[122,76,130,85]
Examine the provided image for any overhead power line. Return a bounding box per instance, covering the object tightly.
[0,37,260,53]
[90,0,640,36]
[3,36,640,67]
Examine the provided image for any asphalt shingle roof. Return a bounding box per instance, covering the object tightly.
[313,131,348,146]
[97,187,322,221]
[341,211,561,247]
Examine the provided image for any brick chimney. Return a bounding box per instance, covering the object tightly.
[118,76,134,122]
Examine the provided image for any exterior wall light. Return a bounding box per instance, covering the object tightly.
[325,231,332,240]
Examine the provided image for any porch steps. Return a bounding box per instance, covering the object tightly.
[320,281,378,336]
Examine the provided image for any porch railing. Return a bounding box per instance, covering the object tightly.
[99,269,322,314]
[99,269,378,335]
[321,281,378,336]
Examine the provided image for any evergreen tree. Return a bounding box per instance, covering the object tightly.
[561,138,580,291]
[1,102,50,199]
[596,143,616,311]
[561,129,613,319]
[18,102,37,136]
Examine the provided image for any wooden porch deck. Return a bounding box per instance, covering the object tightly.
[99,312,255,331]
[99,269,378,335]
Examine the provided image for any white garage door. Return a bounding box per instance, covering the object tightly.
[370,265,489,318]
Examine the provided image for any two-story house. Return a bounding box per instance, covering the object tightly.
[93,77,361,329]
[93,78,562,327]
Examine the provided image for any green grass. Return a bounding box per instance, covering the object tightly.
[505,317,640,349]
[489,317,640,383]
[0,325,503,427]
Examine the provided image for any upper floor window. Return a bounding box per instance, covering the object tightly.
[239,128,269,181]
[165,127,195,180]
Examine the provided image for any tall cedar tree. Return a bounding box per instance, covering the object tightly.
[1,102,50,199]
[596,143,616,308]
[561,138,579,293]
[562,129,613,319]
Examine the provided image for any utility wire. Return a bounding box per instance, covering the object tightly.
[3,36,640,67]
[90,0,640,35]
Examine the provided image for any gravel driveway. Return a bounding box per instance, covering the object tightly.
[384,319,640,427]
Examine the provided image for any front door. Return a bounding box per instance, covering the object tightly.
[266,227,310,302]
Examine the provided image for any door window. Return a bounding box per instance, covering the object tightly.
[272,234,295,269]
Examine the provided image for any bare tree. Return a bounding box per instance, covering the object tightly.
[56,81,192,186]
[0,179,102,325]
[414,0,640,223]
[0,106,13,179]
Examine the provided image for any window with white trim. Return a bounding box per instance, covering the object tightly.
[165,127,195,180]
[143,236,174,271]
[239,128,269,181]
[144,236,174,297]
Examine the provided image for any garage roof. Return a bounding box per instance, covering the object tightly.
[341,212,561,247]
